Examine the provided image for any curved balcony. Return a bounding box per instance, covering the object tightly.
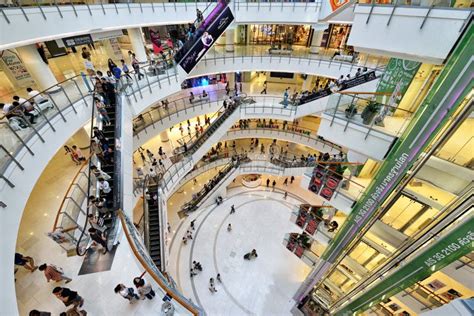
[0,0,322,50]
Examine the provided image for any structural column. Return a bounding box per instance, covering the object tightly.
[127,28,148,63]
[225,26,235,53]
[309,24,326,54]
[16,44,58,91]
[302,75,312,91]
[159,130,169,142]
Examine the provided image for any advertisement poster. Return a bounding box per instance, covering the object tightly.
[375,58,421,104]
[176,4,234,74]
[0,50,36,88]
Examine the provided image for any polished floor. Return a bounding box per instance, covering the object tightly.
[168,188,312,316]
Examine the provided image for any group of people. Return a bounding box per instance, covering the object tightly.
[1,87,50,129]
[14,252,84,316]
[114,277,156,304]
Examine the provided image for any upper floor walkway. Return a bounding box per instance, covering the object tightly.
[0,0,323,50]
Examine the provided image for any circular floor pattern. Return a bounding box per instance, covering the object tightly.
[174,190,311,316]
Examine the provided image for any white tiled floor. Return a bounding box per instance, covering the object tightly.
[167,188,312,316]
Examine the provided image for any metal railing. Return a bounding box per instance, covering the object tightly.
[324,93,414,139]
[0,0,322,24]
[200,44,388,73]
[0,74,92,188]
[118,210,204,316]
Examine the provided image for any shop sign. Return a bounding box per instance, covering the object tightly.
[62,34,93,48]
[0,50,35,87]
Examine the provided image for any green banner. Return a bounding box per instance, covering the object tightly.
[320,24,474,264]
[375,58,421,105]
[335,216,474,315]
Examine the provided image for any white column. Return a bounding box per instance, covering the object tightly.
[127,27,147,63]
[227,72,235,88]
[159,130,169,142]
[16,44,58,91]
[225,28,235,52]
[310,24,326,54]
[302,75,312,91]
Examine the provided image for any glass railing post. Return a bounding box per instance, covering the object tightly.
[133,73,143,99]
[61,86,77,113]
[144,71,152,93]
[330,94,342,127]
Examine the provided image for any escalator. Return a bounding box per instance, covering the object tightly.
[143,177,163,270]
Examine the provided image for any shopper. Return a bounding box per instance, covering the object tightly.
[131,53,144,80]
[272,180,276,189]
[71,146,86,162]
[216,273,222,283]
[290,175,295,184]
[88,227,108,254]
[133,277,155,300]
[230,205,235,214]
[120,59,133,82]
[15,253,38,272]
[52,287,84,309]
[209,278,217,293]
[227,223,232,232]
[266,178,270,187]
[283,178,288,186]
[38,263,72,283]
[94,98,111,125]
[114,284,139,303]
[283,87,289,108]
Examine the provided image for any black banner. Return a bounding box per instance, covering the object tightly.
[340,71,376,90]
[177,5,234,74]
[62,34,93,48]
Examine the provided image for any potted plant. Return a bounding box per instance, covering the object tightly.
[345,103,357,119]
[361,101,379,125]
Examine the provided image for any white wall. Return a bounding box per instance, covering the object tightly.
[0,2,321,50]
[348,5,471,64]
[318,113,396,161]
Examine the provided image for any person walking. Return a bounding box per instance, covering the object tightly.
[283,87,289,108]
[186,230,193,240]
[133,277,155,300]
[88,227,108,254]
[39,264,72,283]
[227,224,232,232]
[52,287,84,309]
[114,284,139,303]
[209,278,217,293]
[131,53,144,80]
[290,175,295,184]
[260,81,267,94]
[15,253,38,272]
[190,220,196,230]
[283,178,288,186]
[272,180,276,190]
[216,273,222,283]
[266,178,270,187]
[230,205,235,214]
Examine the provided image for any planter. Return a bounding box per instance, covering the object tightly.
[345,106,357,119]
[361,103,379,125]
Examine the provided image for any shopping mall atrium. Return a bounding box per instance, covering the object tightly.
[0,0,473,315]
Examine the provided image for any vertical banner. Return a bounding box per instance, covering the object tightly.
[0,50,36,88]
[175,2,234,74]
[375,58,421,104]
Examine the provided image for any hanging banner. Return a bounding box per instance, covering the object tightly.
[0,50,36,88]
[375,58,420,105]
[175,1,234,74]
[336,216,474,315]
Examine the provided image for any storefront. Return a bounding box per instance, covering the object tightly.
[320,24,352,50]
[246,24,311,47]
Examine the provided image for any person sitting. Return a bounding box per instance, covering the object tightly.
[327,221,339,232]
[202,90,208,98]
